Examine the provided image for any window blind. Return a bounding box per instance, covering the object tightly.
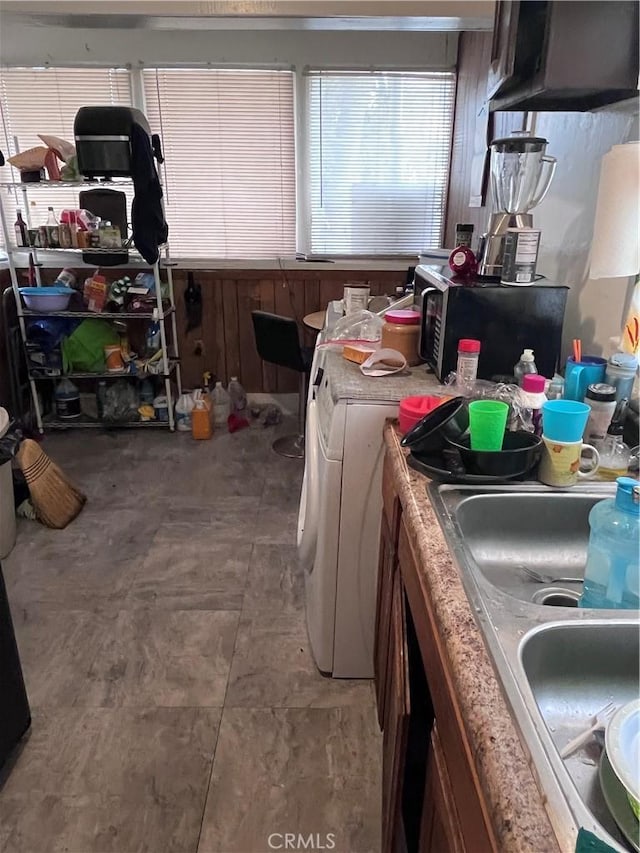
[305,70,456,255]
[142,68,296,259]
[0,67,132,244]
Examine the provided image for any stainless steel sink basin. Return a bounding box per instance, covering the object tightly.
[453,491,603,604]
[519,621,640,848]
[428,482,639,851]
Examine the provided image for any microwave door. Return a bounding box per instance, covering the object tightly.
[419,286,442,373]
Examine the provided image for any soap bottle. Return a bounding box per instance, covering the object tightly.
[578,477,640,609]
[513,349,538,386]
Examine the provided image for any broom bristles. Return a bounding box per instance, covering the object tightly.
[17,439,86,529]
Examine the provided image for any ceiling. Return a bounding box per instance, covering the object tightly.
[0,1,495,31]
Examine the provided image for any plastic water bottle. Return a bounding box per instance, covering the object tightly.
[211,381,231,428]
[579,477,640,609]
[513,348,538,386]
[228,376,248,416]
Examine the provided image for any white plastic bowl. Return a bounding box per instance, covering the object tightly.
[19,286,73,312]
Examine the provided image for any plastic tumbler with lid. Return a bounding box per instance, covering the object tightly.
[584,383,617,446]
[456,339,481,396]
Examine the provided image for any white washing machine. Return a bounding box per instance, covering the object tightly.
[297,348,439,678]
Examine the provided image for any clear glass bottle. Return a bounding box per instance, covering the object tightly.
[14,209,28,246]
[579,477,640,609]
[46,206,60,248]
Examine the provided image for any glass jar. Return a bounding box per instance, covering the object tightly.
[456,338,481,395]
[381,309,421,366]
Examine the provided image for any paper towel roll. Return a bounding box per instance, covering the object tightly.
[590,141,640,279]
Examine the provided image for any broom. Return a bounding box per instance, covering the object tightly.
[17,439,86,529]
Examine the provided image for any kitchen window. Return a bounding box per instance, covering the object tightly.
[304,69,456,256]
[0,67,132,245]
[142,67,296,259]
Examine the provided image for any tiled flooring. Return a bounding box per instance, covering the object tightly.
[0,421,381,853]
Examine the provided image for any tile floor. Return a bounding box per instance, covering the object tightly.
[0,421,381,853]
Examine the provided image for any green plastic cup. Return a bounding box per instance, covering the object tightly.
[468,400,509,451]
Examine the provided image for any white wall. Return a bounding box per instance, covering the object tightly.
[0,20,457,68]
[531,109,638,359]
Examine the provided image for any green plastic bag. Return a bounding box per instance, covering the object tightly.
[61,319,119,374]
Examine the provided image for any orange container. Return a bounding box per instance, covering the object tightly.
[191,395,212,440]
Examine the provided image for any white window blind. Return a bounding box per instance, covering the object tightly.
[0,67,132,243]
[305,70,456,255]
[143,68,296,259]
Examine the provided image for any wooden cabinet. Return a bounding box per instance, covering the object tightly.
[375,449,496,853]
[381,568,410,853]
[374,457,401,728]
[488,0,639,112]
[419,726,464,853]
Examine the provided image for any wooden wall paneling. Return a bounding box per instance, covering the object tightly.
[236,278,264,393]
[222,277,241,384]
[210,276,227,387]
[302,275,321,349]
[257,278,278,393]
[273,273,299,393]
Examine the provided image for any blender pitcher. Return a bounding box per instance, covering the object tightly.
[478,132,557,278]
[490,133,557,214]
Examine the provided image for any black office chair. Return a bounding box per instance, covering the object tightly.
[251,310,313,458]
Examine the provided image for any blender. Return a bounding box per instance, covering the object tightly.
[477,133,557,278]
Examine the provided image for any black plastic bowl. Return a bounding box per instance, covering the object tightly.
[445,430,543,477]
[400,397,469,455]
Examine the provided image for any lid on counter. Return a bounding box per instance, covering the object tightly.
[522,374,546,393]
[608,352,639,372]
[384,309,420,325]
[615,477,640,516]
[586,383,617,402]
[458,338,481,353]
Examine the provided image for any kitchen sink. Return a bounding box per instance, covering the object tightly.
[452,491,603,604]
[428,481,639,851]
[518,621,640,847]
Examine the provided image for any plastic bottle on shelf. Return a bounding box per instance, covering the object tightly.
[211,381,231,428]
[55,378,80,420]
[578,477,640,610]
[228,376,248,416]
[513,348,538,386]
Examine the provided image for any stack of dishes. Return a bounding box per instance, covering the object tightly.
[601,699,640,851]
[400,397,543,484]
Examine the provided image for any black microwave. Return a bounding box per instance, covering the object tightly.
[414,265,568,382]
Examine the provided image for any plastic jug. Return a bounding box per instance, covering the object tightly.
[211,381,231,428]
[191,390,212,440]
[228,376,248,416]
[175,392,195,432]
[578,477,640,609]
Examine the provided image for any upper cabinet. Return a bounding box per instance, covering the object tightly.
[487,0,639,111]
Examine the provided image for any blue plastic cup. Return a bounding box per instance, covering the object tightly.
[541,400,591,442]
[563,356,606,401]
